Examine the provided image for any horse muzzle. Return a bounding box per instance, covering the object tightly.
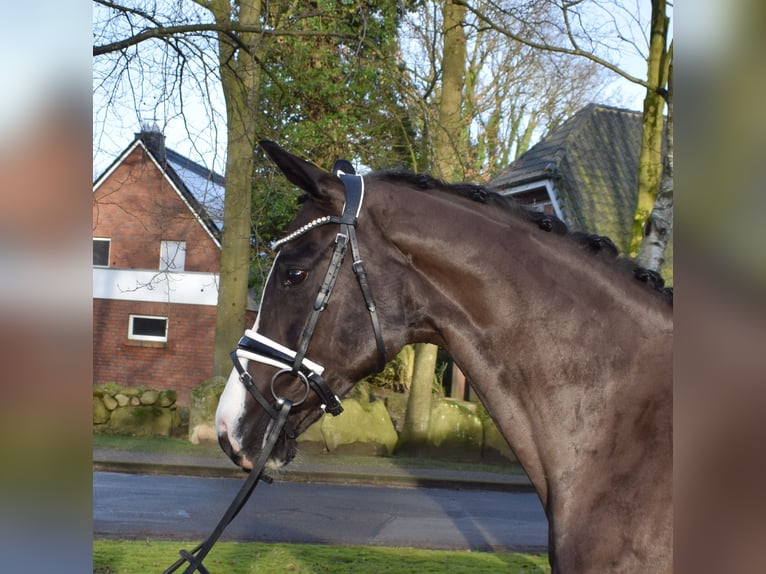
[217,424,297,471]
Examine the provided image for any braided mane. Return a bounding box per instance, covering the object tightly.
[373,171,672,303]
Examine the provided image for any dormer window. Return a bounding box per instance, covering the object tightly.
[498,180,564,221]
[508,187,554,214]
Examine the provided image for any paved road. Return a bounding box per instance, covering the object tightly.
[94,471,548,552]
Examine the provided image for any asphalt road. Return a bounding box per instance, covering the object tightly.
[94,471,548,552]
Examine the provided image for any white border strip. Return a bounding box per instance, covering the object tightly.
[242,329,325,376]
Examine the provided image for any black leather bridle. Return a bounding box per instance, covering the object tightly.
[230,169,386,420]
[165,168,386,574]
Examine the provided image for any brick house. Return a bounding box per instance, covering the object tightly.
[93,127,234,406]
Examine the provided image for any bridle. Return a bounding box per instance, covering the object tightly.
[230,169,386,419]
[166,168,386,574]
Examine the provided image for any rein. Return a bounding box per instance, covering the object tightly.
[164,400,293,574]
[165,169,385,573]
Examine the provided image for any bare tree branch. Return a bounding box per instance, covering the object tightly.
[454,0,658,92]
[94,23,354,56]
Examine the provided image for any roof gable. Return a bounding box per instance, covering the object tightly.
[165,147,225,232]
[93,131,225,248]
[489,104,645,253]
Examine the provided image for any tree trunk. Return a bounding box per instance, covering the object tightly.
[398,0,469,454]
[637,54,673,274]
[399,0,469,452]
[398,342,438,454]
[397,345,415,391]
[209,0,263,376]
[629,0,670,257]
[432,0,467,182]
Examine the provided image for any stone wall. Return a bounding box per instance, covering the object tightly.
[298,396,517,463]
[187,376,226,444]
[299,398,399,456]
[93,379,518,464]
[93,383,182,437]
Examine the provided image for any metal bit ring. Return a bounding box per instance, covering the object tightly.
[270,369,310,406]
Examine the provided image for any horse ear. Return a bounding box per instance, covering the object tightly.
[259,140,341,201]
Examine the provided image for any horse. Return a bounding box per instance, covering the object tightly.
[215,141,673,573]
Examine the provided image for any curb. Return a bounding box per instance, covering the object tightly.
[93,452,534,493]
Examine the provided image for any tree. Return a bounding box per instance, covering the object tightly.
[94,0,412,376]
[200,0,264,376]
[400,0,608,180]
[398,342,439,454]
[455,0,673,270]
[636,53,672,271]
[432,0,469,179]
[630,0,671,259]
[400,0,468,454]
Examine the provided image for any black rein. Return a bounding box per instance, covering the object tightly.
[163,400,293,574]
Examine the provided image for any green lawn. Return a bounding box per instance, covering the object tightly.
[93,540,550,574]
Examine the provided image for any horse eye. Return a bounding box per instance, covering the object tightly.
[284,269,308,287]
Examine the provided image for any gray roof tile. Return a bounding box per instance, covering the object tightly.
[489,103,644,253]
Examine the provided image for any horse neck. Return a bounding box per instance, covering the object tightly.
[374,186,673,505]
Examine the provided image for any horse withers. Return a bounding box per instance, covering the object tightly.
[216,142,673,573]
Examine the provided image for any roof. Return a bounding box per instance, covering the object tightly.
[93,130,225,245]
[489,103,645,253]
[165,147,225,232]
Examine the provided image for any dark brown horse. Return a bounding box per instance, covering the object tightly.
[216,142,673,573]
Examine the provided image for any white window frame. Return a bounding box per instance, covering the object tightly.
[500,181,564,221]
[128,314,168,342]
[93,237,111,267]
[160,240,186,271]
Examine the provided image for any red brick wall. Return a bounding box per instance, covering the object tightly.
[93,298,217,407]
[93,143,261,407]
[93,145,221,273]
[93,299,259,407]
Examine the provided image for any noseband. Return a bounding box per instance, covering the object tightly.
[230,170,386,421]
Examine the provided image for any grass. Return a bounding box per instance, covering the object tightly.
[93,433,222,456]
[92,434,527,476]
[93,539,550,574]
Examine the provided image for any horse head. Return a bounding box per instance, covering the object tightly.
[215,141,405,471]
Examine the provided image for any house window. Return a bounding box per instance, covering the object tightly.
[160,240,186,271]
[128,315,168,342]
[508,188,554,214]
[93,238,111,267]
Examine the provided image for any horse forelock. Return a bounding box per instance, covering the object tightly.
[371,171,673,304]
